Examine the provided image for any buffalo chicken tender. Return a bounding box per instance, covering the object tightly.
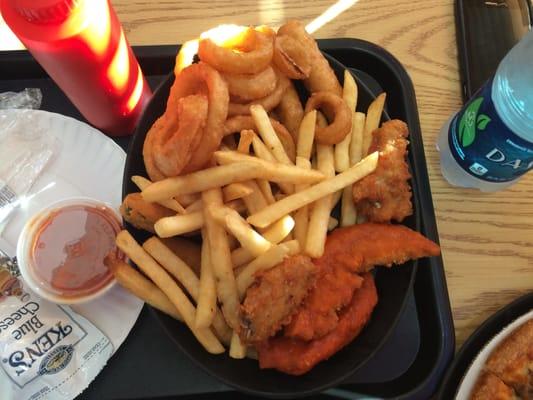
[352,120,412,223]
[120,192,175,233]
[240,255,318,344]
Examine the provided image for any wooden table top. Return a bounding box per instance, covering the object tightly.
[1,0,531,349]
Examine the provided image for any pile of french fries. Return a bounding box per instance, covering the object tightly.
[112,70,386,358]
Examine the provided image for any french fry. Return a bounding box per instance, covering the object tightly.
[213,151,324,185]
[250,105,293,165]
[251,135,293,194]
[335,71,358,173]
[223,183,254,202]
[328,216,338,231]
[202,188,240,330]
[142,163,259,202]
[349,112,366,165]
[293,158,312,249]
[330,190,342,209]
[229,331,247,359]
[297,110,317,160]
[231,215,295,267]
[362,93,386,156]
[247,152,379,228]
[236,240,300,299]
[131,175,186,214]
[305,144,335,258]
[143,237,231,344]
[177,193,200,207]
[340,186,357,227]
[154,211,203,238]
[196,233,217,329]
[185,198,203,213]
[104,255,182,321]
[241,180,268,214]
[256,179,275,204]
[237,129,254,154]
[115,231,224,354]
[210,207,272,257]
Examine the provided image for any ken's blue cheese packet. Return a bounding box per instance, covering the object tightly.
[0,269,113,400]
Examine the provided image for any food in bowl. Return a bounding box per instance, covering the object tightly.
[109,19,441,375]
[17,198,121,304]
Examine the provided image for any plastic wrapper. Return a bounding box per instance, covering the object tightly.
[0,88,42,110]
[0,275,113,400]
[0,108,58,233]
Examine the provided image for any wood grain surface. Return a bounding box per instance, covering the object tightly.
[2,0,532,349]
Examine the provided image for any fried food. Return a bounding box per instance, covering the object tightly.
[352,119,412,223]
[167,62,229,173]
[223,66,277,102]
[317,222,441,273]
[277,20,342,96]
[228,72,290,117]
[224,115,296,162]
[285,223,440,341]
[240,254,317,344]
[470,372,519,400]
[246,152,379,228]
[257,273,377,375]
[273,34,312,79]
[153,94,208,176]
[198,26,274,74]
[485,319,533,398]
[120,192,175,233]
[275,82,304,141]
[305,91,352,145]
[104,254,182,321]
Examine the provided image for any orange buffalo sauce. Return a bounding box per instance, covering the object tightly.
[256,273,378,375]
[30,205,121,298]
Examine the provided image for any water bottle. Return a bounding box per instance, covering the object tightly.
[437,30,533,191]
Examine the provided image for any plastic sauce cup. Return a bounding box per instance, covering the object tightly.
[17,197,122,304]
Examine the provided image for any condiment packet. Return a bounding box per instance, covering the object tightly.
[0,270,113,400]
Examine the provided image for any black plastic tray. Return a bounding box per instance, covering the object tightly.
[0,39,455,399]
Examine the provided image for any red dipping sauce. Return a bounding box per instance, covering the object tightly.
[29,204,122,299]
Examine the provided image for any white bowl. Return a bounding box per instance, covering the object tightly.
[17,197,121,304]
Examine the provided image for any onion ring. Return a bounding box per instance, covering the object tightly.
[223,66,277,101]
[277,20,342,96]
[273,35,312,80]
[304,91,352,145]
[223,115,296,162]
[275,82,304,142]
[228,73,290,117]
[143,116,168,182]
[166,62,229,172]
[153,95,208,177]
[198,28,274,74]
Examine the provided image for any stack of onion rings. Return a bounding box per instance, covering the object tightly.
[143,62,229,179]
[304,91,352,145]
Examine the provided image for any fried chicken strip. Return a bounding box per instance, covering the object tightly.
[257,273,378,376]
[285,223,440,341]
[240,255,317,344]
[353,119,412,223]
